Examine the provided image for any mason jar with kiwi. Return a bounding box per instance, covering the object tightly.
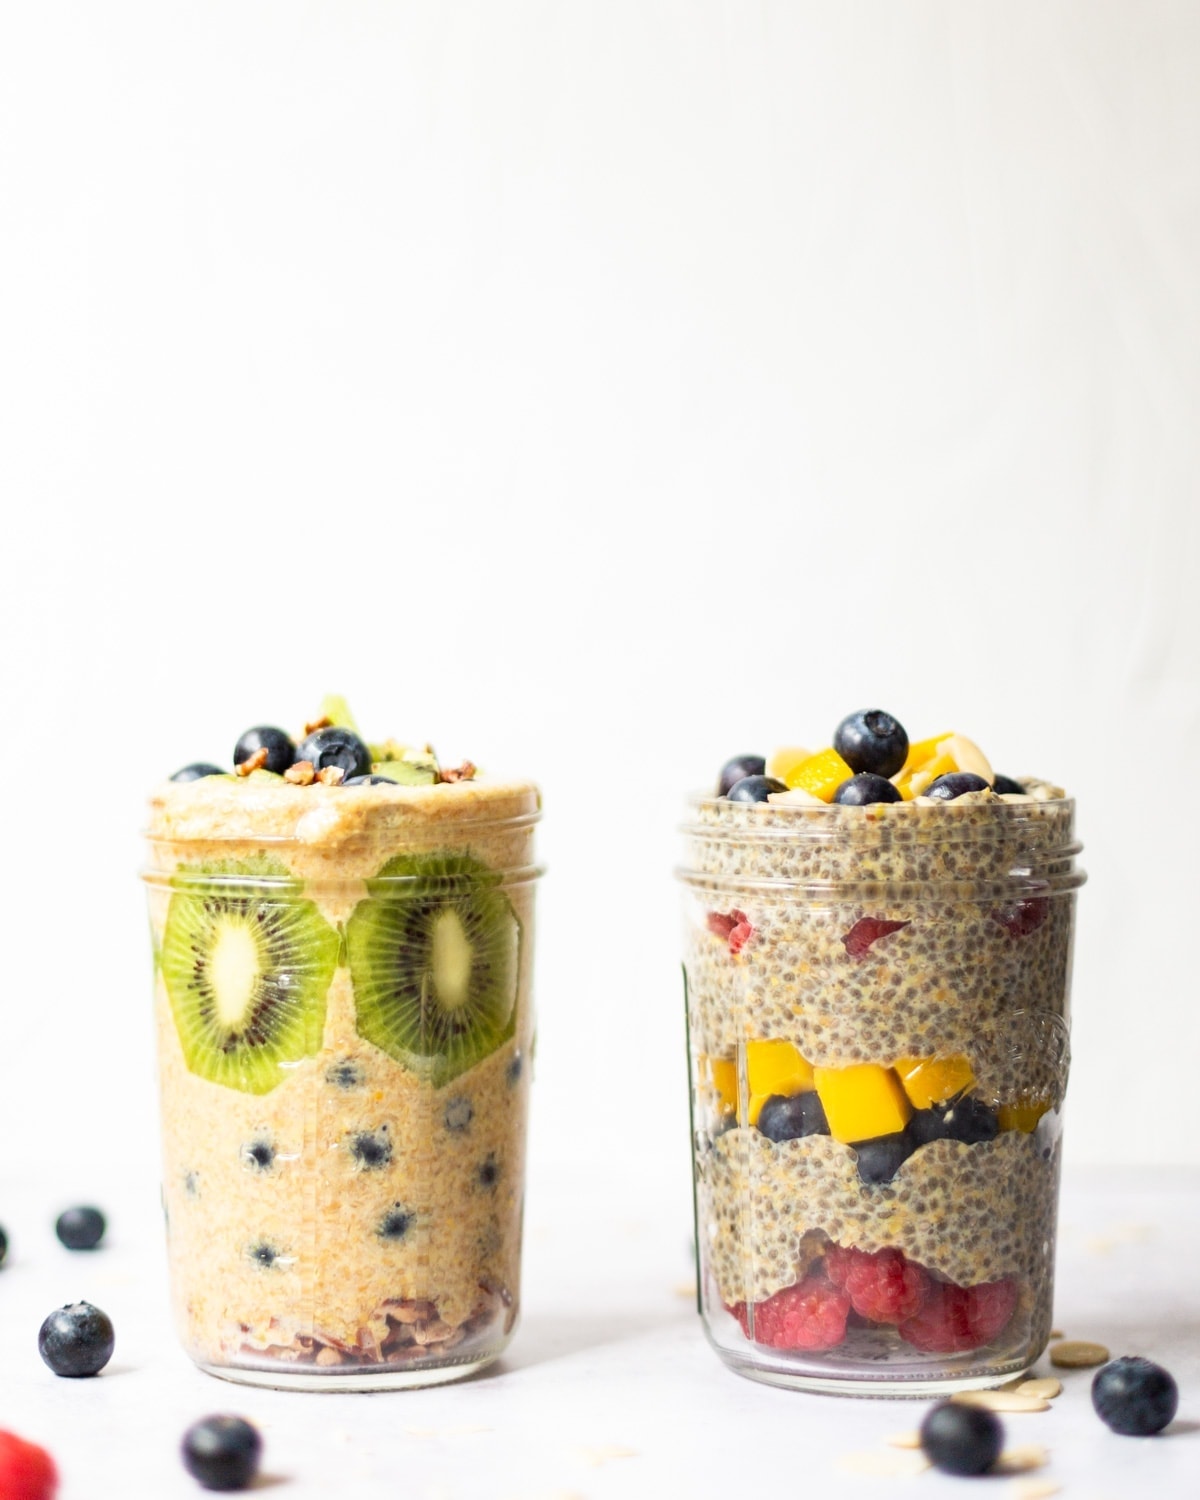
[145,722,542,1391]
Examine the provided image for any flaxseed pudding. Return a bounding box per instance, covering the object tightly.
[678,711,1084,1394]
[144,700,542,1390]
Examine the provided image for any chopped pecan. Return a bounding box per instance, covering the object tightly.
[235,747,270,776]
[439,761,477,784]
[285,760,316,785]
[303,715,333,736]
[316,765,346,786]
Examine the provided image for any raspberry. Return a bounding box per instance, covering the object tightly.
[824,1244,931,1324]
[991,898,1048,938]
[842,918,909,959]
[707,909,754,954]
[730,1276,850,1351]
[0,1431,58,1500]
[899,1277,1018,1353]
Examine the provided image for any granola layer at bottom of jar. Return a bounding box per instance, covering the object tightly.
[698,1130,1056,1357]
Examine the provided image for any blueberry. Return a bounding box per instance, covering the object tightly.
[444,1097,474,1132]
[718,755,766,797]
[0,1225,7,1268]
[726,775,787,804]
[246,1241,281,1270]
[925,771,990,801]
[325,1059,363,1090]
[343,774,398,786]
[833,710,909,779]
[55,1205,106,1251]
[993,773,1025,796]
[477,1155,500,1189]
[294,726,371,780]
[757,1091,829,1142]
[909,1095,999,1147]
[241,1139,275,1172]
[349,1129,392,1170]
[832,773,902,806]
[377,1206,415,1243]
[1092,1356,1179,1436]
[38,1301,115,1378]
[181,1415,263,1492]
[233,725,295,775]
[919,1399,1003,1476]
[853,1131,915,1184]
[506,1052,524,1087]
[170,763,226,782]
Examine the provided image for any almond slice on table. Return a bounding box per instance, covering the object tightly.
[952,1391,1051,1414]
[837,1451,929,1477]
[1011,1481,1061,1500]
[993,1444,1049,1474]
[1015,1377,1063,1400]
[886,1431,922,1450]
[1049,1339,1109,1368]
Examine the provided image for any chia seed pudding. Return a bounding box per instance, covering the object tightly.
[144,704,542,1390]
[678,713,1084,1395]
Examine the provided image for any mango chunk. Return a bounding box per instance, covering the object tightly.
[766,746,813,783]
[899,733,953,772]
[786,747,854,802]
[706,1057,737,1117]
[895,1054,975,1109]
[746,1039,814,1123]
[814,1063,913,1144]
[998,1096,1053,1133]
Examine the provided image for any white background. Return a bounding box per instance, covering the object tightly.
[1,0,1198,1239]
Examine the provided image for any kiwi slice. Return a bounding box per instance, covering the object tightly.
[346,851,521,1086]
[159,856,340,1094]
[372,759,438,787]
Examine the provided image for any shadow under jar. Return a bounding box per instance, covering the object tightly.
[144,777,542,1390]
[678,790,1084,1396]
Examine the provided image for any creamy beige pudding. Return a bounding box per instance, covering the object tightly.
[680,713,1084,1393]
[146,717,541,1389]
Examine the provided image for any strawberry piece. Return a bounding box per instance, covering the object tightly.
[991,899,1049,938]
[898,1276,1018,1353]
[707,909,754,954]
[824,1244,931,1324]
[842,917,909,959]
[0,1432,58,1500]
[729,1276,851,1351]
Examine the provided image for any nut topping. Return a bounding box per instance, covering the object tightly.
[235,747,270,776]
[316,765,346,786]
[284,761,316,786]
[439,761,477,784]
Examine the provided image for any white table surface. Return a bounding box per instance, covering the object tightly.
[1,1165,1196,1499]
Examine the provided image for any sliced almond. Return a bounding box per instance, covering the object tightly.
[1015,1377,1062,1400]
[1049,1339,1109,1368]
[836,1451,929,1477]
[993,1444,1049,1474]
[952,1391,1050,1413]
[1011,1481,1061,1500]
[766,746,813,781]
[886,1431,922,1450]
[1048,1329,1064,1340]
[943,733,994,784]
[767,787,824,806]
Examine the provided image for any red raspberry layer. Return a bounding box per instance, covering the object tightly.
[991,898,1049,938]
[824,1244,931,1324]
[707,909,754,954]
[0,1431,58,1500]
[898,1276,1018,1353]
[730,1276,851,1351]
[842,917,910,959]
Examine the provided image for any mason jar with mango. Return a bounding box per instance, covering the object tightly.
[678,710,1084,1394]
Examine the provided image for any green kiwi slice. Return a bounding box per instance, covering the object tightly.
[159,856,340,1094]
[346,851,521,1086]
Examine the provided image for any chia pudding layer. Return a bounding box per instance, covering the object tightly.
[145,775,541,1385]
[680,782,1083,1388]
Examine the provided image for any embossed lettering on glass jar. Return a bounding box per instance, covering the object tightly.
[678,791,1084,1395]
[144,778,542,1390]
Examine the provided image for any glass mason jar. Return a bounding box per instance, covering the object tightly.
[678,790,1084,1395]
[143,778,542,1390]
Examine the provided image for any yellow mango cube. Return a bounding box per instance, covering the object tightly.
[900,733,954,773]
[746,1039,814,1124]
[998,1096,1052,1133]
[786,747,854,802]
[766,746,813,783]
[893,742,956,800]
[895,1054,975,1109]
[814,1063,913,1144]
[706,1057,737,1117]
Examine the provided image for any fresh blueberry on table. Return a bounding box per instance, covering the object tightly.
[170,763,226,782]
[833,710,909,779]
[833,773,902,806]
[919,1399,1003,1475]
[853,1132,915,1184]
[55,1205,105,1251]
[181,1415,263,1492]
[925,771,990,801]
[1092,1356,1179,1435]
[718,755,766,797]
[233,725,295,775]
[992,773,1026,796]
[757,1092,830,1142]
[294,726,372,780]
[726,775,787,804]
[38,1302,115,1378]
